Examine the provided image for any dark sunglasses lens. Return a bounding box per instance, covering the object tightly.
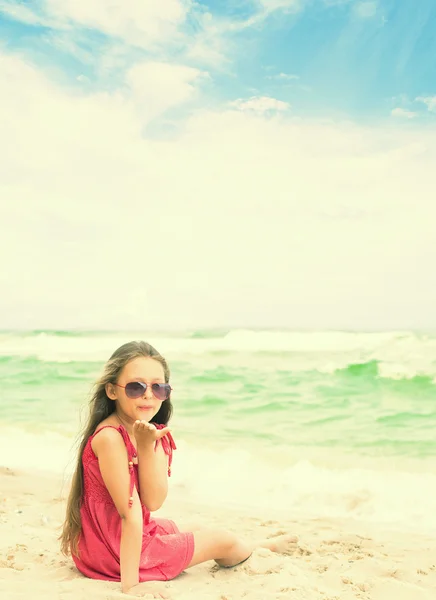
[125,382,145,398]
[152,383,171,401]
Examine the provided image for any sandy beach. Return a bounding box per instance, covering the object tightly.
[1,465,435,600]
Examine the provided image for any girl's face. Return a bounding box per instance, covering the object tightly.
[109,356,166,423]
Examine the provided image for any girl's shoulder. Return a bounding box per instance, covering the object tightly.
[93,416,120,436]
[89,421,136,460]
[82,420,122,463]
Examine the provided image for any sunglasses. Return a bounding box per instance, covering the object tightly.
[115,381,172,401]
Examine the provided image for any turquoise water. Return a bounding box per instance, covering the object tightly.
[1,329,436,532]
[1,329,435,457]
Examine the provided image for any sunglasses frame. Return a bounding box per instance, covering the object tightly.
[114,381,172,401]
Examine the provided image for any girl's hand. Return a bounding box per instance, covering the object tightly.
[133,420,170,448]
[124,581,172,598]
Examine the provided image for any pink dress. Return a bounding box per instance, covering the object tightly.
[72,424,194,582]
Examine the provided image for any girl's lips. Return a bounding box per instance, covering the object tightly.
[138,406,153,410]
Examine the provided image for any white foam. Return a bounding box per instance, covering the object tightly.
[2,426,435,535]
[1,330,436,379]
[0,426,77,476]
[222,329,406,353]
[0,329,408,357]
[172,441,436,535]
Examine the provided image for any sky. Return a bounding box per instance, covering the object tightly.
[0,0,435,331]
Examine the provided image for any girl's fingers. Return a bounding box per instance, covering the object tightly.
[134,420,169,440]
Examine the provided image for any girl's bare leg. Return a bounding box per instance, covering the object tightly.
[187,529,298,569]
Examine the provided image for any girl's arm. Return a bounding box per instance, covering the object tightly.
[137,440,169,511]
[92,429,143,593]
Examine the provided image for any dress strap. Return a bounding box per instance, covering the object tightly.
[152,424,176,477]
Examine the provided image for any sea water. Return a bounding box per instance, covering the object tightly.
[1,329,435,534]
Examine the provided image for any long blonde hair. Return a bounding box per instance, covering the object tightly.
[59,341,172,557]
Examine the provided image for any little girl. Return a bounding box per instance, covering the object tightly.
[60,341,297,597]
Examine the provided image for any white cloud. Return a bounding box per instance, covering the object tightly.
[0,0,65,28]
[185,39,230,69]
[268,72,300,81]
[44,0,188,46]
[1,52,436,330]
[183,13,232,69]
[0,0,234,71]
[416,96,436,112]
[259,0,302,11]
[0,0,41,24]
[0,0,306,72]
[220,0,304,33]
[230,96,290,113]
[354,1,377,18]
[323,0,351,5]
[391,108,417,119]
[0,0,189,47]
[126,62,207,120]
[44,32,96,64]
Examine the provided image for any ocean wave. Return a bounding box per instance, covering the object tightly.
[0,330,435,380]
[334,360,436,384]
